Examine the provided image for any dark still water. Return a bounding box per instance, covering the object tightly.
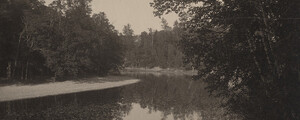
[0,73,239,120]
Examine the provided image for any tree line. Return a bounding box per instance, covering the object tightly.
[121,19,188,69]
[0,0,123,81]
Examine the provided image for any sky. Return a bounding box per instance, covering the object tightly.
[44,0,179,35]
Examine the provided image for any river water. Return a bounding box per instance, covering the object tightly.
[0,73,239,120]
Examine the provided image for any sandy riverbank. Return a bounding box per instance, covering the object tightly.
[0,76,140,102]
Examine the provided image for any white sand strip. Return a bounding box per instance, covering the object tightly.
[0,79,140,102]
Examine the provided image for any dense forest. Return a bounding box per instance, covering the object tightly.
[152,0,300,119]
[121,19,187,69]
[0,0,123,81]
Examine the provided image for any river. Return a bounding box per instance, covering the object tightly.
[0,73,239,120]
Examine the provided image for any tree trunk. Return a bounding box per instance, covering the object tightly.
[247,36,265,82]
[25,60,29,80]
[21,64,24,80]
[12,27,25,79]
[6,62,12,79]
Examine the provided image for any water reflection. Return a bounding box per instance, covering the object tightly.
[121,74,237,120]
[0,73,238,120]
[0,88,130,120]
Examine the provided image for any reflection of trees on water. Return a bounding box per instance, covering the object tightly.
[0,74,240,120]
[0,88,132,120]
[121,74,239,120]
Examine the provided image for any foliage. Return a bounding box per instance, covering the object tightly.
[0,0,123,81]
[151,0,300,119]
[0,0,49,80]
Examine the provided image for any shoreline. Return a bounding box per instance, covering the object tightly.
[122,67,197,76]
[0,76,140,102]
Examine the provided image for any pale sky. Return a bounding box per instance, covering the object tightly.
[44,0,179,35]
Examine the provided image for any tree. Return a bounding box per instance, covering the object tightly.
[122,24,134,36]
[161,18,171,31]
[122,24,137,67]
[28,0,123,79]
[151,0,300,119]
[0,0,48,80]
[0,0,123,81]
[91,12,123,75]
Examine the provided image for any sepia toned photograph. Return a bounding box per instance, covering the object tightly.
[0,0,299,119]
